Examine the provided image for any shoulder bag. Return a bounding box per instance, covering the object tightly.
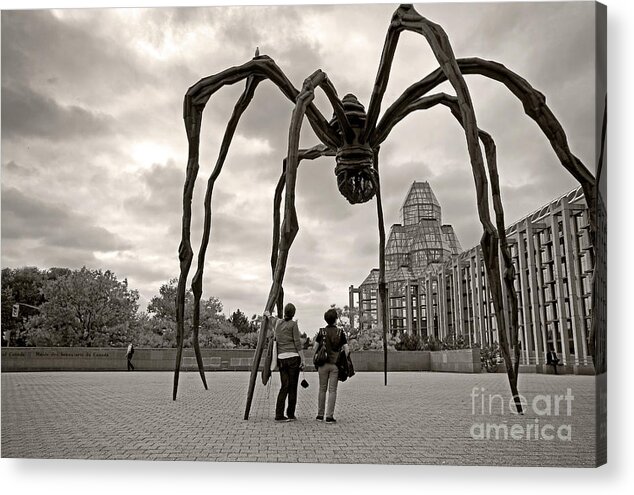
[313,328,328,367]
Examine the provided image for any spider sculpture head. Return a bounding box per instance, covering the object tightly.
[332,94,379,204]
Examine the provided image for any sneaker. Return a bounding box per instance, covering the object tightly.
[275,416,290,422]
[325,417,337,424]
[287,416,297,421]
[315,415,324,421]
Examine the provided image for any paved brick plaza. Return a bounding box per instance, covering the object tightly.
[1,371,601,466]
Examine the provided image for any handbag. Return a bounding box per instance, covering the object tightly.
[313,329,328,367]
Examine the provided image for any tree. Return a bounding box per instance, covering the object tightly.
[325,303,401,351]
[237,332,259,349]
[347,326,399,351]
[229,309,251,334]
[129,313,170,348]
[328,303,367,337]
[143,278,238,348]
[2,266,70,346]
[26,267,139,347]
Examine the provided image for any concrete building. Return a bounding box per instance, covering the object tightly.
[349,182,595,371]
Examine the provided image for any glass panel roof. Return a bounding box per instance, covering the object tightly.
[400,181,441,225]
[357,181,462,286]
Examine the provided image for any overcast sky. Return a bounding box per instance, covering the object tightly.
[1,1,600,333]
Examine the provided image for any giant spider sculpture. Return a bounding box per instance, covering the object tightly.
[173,4,599,418]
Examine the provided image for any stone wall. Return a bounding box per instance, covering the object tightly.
[2,347,590,374]
[344,351,430,372]
[1,347,432,372]
[429,348,481,373]
[1,347,261,372]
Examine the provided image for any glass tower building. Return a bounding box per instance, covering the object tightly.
[348,182,595,372]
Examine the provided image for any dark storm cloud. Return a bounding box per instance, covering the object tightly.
[1,84,116,140]
[1,186,131,251]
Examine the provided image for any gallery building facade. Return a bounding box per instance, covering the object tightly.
[348,181,594,371]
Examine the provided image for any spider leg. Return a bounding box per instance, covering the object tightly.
[196,76,265,392]
[364,4,524,411]
[588,97,607,372]
[271,145,335,317]
[244,71,334,420]
[440,96,522,380]
[383,92,526,394]
[373,149,389,386]
[365,3,514,398]
[174,53,340,400]
[363,4,480,143]
[374,56,597,241]
[186,55,340,149]
[173,76,263,400]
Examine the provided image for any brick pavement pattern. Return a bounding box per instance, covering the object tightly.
[1,371,600,466]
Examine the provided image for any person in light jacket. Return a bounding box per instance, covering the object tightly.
[315,308,349,424]
[273,303,305,422]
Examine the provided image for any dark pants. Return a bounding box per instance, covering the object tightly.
[127,355,134,371]
[276,356,301,419]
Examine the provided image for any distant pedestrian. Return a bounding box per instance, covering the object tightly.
[126,343,135,371]
[546,347,560,374]
[315,308,349,424]
[271,303,305,422]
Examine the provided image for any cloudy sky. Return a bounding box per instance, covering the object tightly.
[1,1,600,332]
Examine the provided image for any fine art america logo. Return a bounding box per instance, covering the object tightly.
[470,387,574,442]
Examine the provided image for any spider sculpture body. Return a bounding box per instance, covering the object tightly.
[173,4,599,418]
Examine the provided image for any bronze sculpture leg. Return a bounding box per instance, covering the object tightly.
[271,145,335,318]
[365,4,522,411]
[386,92,522,380]
[192,76,263,393]
[373,149,389,386]
[174,54,339,400]
[244,70,347,419]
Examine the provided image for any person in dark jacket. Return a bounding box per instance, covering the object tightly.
[272,303,305,422]
[126,343,135,371]
[315,308,349,424]
[546,347,560,374]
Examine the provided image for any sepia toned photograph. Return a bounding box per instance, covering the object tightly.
[2,0,607,470]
